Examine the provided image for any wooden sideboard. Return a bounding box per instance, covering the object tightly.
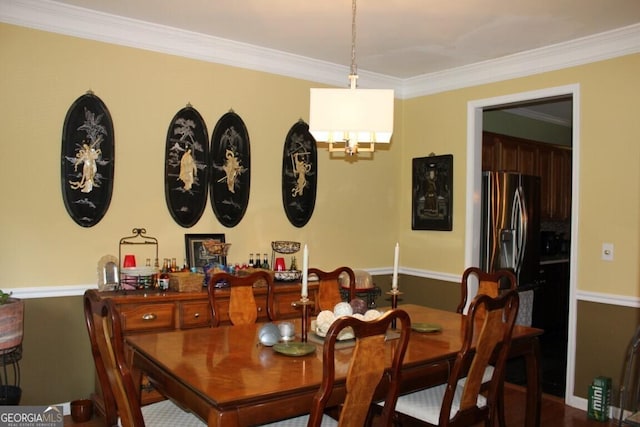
[87,281,319,417]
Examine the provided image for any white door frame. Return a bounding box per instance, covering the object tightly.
[464,84,581,404]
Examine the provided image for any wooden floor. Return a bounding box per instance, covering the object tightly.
[501,385,617,427]
[63,385,618,426]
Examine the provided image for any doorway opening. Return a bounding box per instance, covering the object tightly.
[485,96,572,397]
[465,84,580,401]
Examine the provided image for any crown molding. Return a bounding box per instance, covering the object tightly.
[1,0,639,99]
[400,23,640,99]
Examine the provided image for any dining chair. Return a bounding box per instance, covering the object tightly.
[456,266,517,316]
[83,291,205,427]
[83,290,119,427]
[456,266,519,427]
[261,308,412,427]
[308,266,356,312]
[392,290,519,427]
[208,270,275,326]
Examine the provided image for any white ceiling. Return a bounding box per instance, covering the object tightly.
[33,0,640,80]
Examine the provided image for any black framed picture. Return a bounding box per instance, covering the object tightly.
[185,233,226,272]
[281,120,317,227]
[209,111,250,228]
[61,91,114,227]
[411,154,453,231]
[164,105,209,228]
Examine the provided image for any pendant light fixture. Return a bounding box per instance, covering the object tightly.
[309,0,394,156]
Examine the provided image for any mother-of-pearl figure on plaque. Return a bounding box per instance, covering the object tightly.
[68,109,108,194]
[217,128,247,194]
[179,148,197,191]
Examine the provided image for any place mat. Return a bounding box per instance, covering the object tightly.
[272,342,316,357]
[411,323,442,333]
[307,330,401,349]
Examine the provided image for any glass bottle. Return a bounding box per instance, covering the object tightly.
[159,259,170,290]
[153,258,160,287]
[249,253,254,268]
[262,253,269,270]
[290,256,298,271]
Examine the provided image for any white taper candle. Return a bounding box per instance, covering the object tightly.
[392,242,399,290]
[301,244,309,298]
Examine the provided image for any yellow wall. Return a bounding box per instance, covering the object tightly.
[0,23,401,288]
[3,23,638,297]
[400,55,640,297]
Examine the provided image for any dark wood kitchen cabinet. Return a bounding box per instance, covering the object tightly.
[482,131,572,221]
[554,148,572,220]
[535,261,570,333]
[535,260,570,396]
[482,132,537,174]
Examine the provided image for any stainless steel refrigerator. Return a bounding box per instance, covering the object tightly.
[480,171,540,287]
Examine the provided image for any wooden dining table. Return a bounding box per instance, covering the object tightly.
[126,303,542,427]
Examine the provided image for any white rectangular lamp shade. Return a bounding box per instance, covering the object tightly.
[309,88,394,144]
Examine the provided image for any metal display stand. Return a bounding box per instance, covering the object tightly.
[0,345,22,405]
[270,241,301,273]
[118,228,159,290]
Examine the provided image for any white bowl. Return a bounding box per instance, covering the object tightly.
[274,270,301,282]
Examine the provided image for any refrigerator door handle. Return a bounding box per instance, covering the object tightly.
[511,185,528,279]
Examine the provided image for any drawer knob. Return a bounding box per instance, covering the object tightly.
[142,313,157,321]
[257,307,262,312]
[194,313,200,318]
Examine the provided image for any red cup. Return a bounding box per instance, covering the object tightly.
[274,257,286,271]
[123,254,136,268]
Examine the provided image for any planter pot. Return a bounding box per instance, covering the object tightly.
[0,298,24,351]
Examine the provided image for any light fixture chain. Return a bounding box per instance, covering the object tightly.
[350,0,357,77]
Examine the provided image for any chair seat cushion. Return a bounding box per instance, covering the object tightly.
[458,365,495,387]
[391,380,487,424]
[259,414,338,427]
[138,399,205,426]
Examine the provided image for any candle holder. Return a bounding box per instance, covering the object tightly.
[291,298,314,342]
[386,289,403,329]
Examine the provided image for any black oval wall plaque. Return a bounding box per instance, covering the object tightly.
[61,92,114,227]
[281,120,317,227]
[209,111,250,228]
[164,105,209,228]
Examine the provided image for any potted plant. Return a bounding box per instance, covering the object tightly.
[0,290,23,405]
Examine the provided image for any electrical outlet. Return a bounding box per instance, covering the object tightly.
[602,243,614,261]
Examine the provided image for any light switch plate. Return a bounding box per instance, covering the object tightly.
[602,243,614,261]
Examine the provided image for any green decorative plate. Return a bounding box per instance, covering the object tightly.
[411,323,442,333]
[272,342,316,357]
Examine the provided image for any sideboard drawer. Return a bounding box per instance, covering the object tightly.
[179,301,211,328]
[272,292,304,319]
[119,304,176,333]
